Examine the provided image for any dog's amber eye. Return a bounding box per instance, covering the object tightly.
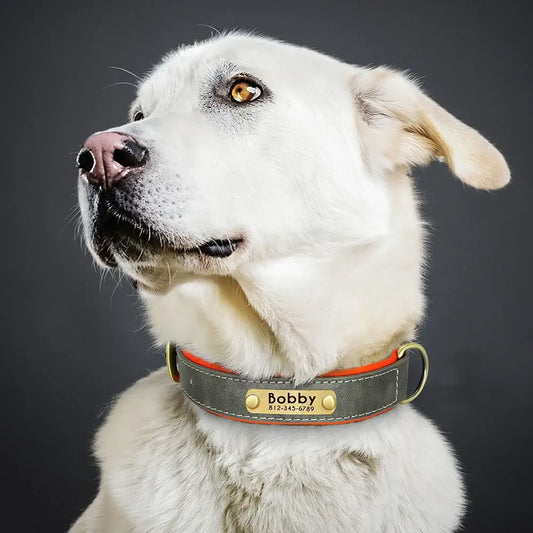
[230,80,262,103]
[133,111,144,121]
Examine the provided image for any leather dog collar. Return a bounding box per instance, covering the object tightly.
[166,342,429,425]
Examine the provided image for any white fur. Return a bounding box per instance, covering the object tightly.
[72,33,509,532]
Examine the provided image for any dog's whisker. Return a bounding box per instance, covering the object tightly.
[102,81,138,90]
[166,259,172,290]
[197,23,221,37]
[110,269,126,303]
[107,65,142,82]
[62,205,82,231]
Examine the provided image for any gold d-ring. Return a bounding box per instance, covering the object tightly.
[397,342,429,404]
[166,342,180,382]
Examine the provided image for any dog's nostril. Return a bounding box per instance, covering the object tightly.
[77,149,95,173]
[113,139,147,168]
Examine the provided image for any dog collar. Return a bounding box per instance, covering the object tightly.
[165,342,428,425]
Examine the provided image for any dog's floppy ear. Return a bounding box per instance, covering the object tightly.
[352,66,510,190]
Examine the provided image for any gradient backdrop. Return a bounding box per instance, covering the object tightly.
[1,1,532,531]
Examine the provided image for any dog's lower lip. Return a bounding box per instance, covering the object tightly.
[191,238,244,258]
[91,199,244,260]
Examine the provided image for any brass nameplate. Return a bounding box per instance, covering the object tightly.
[245,389,337,415]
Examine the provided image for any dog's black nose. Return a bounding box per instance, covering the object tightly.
[77,132,147,190]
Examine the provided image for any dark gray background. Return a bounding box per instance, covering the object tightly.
[1,1,531,531]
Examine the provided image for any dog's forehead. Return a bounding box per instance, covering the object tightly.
[137,34,349,100]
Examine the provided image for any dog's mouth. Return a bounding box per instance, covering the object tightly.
[192,238,244,257]
[91,200,243,267]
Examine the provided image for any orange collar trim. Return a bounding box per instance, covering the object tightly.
[180,348,399,378]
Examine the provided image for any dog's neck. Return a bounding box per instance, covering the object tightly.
[142,175,424,384]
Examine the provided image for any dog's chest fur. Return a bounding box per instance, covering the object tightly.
[92,369,464,533]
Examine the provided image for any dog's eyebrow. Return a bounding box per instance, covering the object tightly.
[218,61,243,77]
[219,61,240,74]
[208,61,245,83]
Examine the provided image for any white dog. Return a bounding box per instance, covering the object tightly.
[71,33,509,532]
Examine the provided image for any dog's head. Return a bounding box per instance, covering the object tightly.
[77,34,509,379]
